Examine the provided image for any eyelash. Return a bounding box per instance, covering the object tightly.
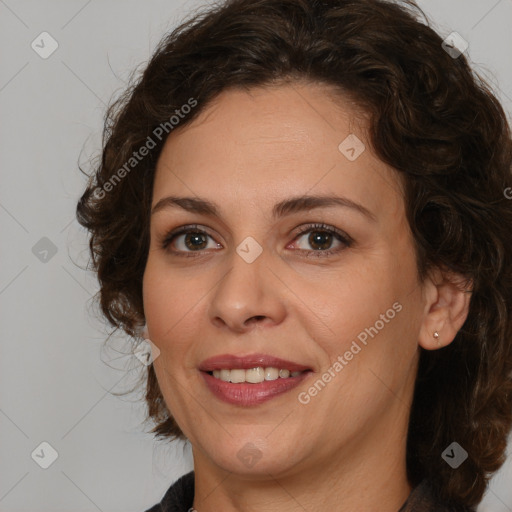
[160,222,353,258]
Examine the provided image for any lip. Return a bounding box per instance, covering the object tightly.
[198,353,311,372]
[200,371,311,406]
[198,353,312,406]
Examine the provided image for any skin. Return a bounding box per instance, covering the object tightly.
[142,82,471,512]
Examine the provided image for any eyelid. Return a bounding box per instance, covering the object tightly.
[291,223,353,244]
[160,224,218,249]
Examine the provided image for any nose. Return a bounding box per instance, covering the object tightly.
[208,249,287,333]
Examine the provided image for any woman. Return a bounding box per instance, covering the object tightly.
[76,0,512,510]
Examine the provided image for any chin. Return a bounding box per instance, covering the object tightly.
[195,430,307,477]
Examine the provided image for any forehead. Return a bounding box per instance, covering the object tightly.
[153,83,404,221]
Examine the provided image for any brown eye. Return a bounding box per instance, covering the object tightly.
[291,223,352,257]
[161,225,222,255]
[306,230,334,250]
[182,232,209,250]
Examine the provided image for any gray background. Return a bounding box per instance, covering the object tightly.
[0,1,511,511]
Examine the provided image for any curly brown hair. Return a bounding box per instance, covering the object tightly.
[76,0,512,508]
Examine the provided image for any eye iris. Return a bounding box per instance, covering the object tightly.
[309,231,332,250]
[185,232,208,250]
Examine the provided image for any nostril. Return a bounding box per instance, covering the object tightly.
[246,315,266,324]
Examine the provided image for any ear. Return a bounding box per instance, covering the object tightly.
[418,267,473,350]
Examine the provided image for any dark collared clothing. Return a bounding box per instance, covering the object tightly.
[144,471,475,511]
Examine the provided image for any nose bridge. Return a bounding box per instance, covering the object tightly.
[208,243,285,331]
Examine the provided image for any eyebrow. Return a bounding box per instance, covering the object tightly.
[151,194,376,222]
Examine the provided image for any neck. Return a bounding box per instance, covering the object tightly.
[191,412,413,512]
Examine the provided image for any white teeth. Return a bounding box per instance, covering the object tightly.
[209,367,305,383]
[245,367,265,383]
[264,367,279,381]
[229,369,246,383]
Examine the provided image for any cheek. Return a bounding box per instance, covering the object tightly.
[306,254,417,369]
[307,260,395,329]
[142,260,201,355]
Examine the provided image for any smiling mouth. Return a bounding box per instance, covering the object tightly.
[199,353,312,405]
[207,367,308,383]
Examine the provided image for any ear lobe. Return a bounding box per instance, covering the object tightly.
[418,269,472,351]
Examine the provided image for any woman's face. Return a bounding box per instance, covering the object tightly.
[143,83,428,478]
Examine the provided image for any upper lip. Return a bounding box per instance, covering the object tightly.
[198,353,311,372]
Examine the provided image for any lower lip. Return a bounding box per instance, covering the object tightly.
[201,371,311,406]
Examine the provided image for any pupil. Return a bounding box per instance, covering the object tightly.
[309,231,332,250]
[185,232,207,250]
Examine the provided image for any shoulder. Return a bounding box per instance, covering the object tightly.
[143,471,195,512]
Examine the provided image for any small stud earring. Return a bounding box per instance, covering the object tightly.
[433,331,441,346]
